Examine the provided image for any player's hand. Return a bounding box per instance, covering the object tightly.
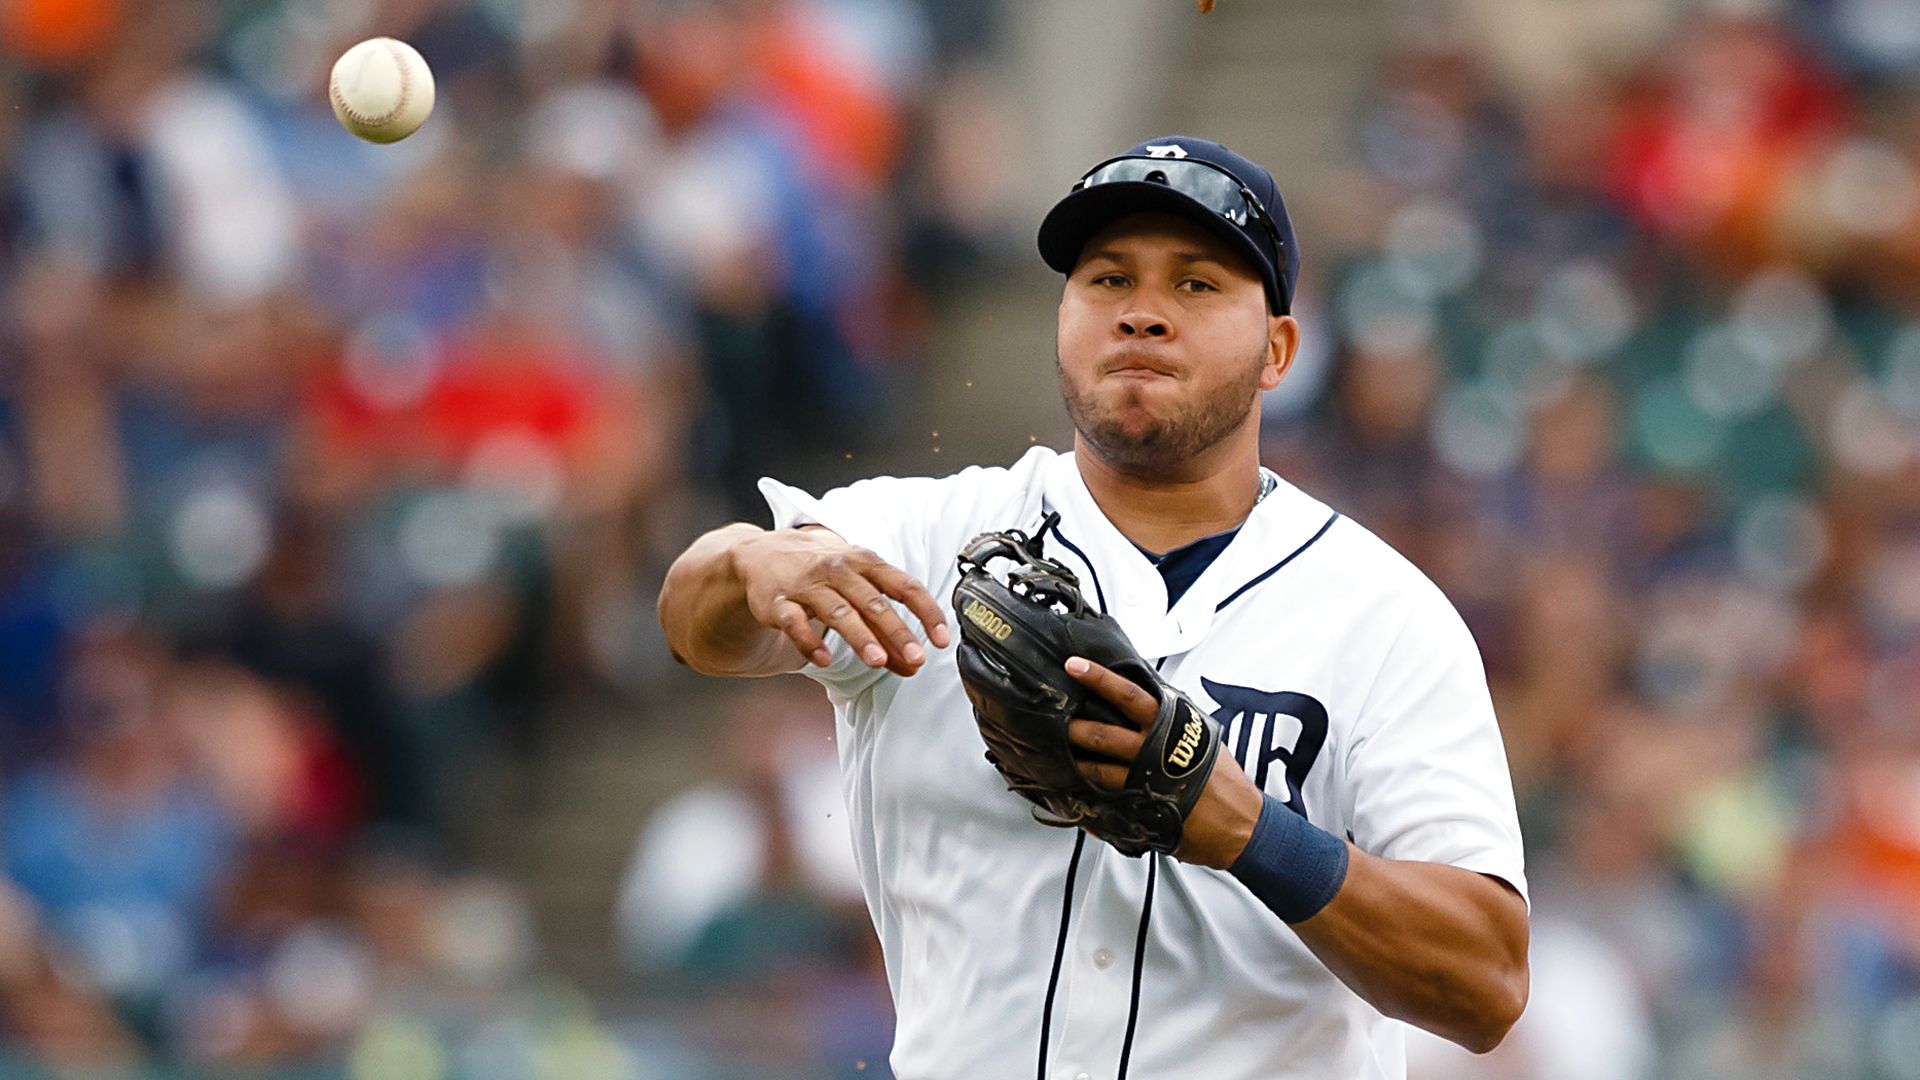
[1062,656,1264,870]
[734,526,951,677]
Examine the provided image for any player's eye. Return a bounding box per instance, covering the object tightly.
[1092,274,1129,288]
[1178,278,1218,294]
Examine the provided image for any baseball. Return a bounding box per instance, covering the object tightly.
[328,37,435,144]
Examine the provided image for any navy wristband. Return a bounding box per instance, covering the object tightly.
[1227,793,1350,924]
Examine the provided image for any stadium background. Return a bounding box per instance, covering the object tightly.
[1,0,1918,1076]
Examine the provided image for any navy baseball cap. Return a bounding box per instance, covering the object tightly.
[1037,135,1299,314]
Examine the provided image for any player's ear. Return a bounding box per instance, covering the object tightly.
[1261,315,1299,391]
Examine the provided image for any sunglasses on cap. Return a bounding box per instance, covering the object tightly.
[1074,155,1286,257]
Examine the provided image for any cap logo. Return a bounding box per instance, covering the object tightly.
[1144,144,1188,159]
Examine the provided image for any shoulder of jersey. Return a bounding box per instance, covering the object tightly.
[1280,493,1453,610]
[836,444,1054,520]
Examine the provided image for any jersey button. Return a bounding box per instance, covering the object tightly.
[1074,1073,1093,1080]
[1092,948,1115,970]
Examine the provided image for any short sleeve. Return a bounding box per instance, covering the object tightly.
[1344,586,1529,905]
[759,474,942,583]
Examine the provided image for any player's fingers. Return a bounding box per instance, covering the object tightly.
[1067,719,1144,761]
[797,585,891,669]
[769,594,833,667]
[867,563,951,649]
[1064,657,1158,727]
[1075,759,1132,791]
[829,570,926,674]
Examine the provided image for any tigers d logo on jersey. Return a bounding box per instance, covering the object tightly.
[1200,679,1328,818]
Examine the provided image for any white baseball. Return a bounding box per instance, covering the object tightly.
[329,37,435,144]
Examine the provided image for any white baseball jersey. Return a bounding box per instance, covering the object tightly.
[758,446,1527,1080]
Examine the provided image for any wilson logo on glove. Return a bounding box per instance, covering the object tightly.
[1164,707,1207,776]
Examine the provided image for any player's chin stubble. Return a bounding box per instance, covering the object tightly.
[1057,347,1265,474]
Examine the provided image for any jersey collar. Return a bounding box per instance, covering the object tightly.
[1039,451,1337,659]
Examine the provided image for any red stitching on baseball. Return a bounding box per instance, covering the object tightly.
[331,39,412,129]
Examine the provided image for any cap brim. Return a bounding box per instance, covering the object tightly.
[1037,182,1275,296]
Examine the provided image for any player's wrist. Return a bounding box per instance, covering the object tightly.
[720,528,763,591]
[1226,793,1349,924]
[1184,775,1265,870]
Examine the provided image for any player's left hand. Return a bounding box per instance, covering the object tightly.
[1063,656,1265,870]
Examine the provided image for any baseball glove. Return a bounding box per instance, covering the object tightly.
[951,515,1223,857]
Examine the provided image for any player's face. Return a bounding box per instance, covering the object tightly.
[1056,212,1295,474]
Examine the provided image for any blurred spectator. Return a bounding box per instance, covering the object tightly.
[617,683,861,976]
[1,633,236,1006]
[216,507,423,829]
[616,683,890,1075]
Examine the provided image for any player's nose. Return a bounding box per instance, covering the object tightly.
[1116,308,1173,338]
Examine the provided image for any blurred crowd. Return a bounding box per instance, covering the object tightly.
[0,0,1007,1074]
[1282,3,1920,1078]
[5,0,1920,1077]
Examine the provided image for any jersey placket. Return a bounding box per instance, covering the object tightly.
[1047,843,1155,1080]
[1036,496,1174,1080]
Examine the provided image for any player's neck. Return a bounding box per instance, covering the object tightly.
[1072,437,1263,555]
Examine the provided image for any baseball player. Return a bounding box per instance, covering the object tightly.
[658,136,1529,1080]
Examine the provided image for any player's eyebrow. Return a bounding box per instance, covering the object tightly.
[1168,247,1226,263]
[1169,249,1233,270]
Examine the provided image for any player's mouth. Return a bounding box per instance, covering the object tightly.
[1108,367,1175,383]
[1102,355,1180,380]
